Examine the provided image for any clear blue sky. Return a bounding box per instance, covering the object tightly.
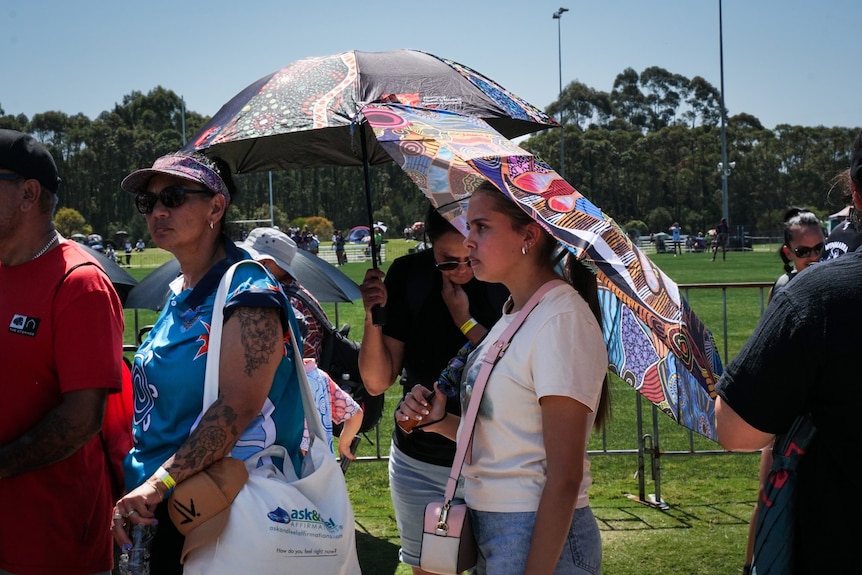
[2,0,859,131]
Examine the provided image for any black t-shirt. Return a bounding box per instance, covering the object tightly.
[822,216,862,261]
[382,249,509,466]
[716,252,862,571]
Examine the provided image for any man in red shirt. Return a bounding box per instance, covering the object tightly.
[0,129,125,575]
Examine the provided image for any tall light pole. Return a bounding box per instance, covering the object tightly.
[553,7,568,179]
[718,0,730,222]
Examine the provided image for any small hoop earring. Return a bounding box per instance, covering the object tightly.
[209,220,214,230]
[521,245,528,255]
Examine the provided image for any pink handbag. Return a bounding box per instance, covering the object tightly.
[419,280,564,575]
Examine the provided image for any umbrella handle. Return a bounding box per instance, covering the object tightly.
[360,121,387,327]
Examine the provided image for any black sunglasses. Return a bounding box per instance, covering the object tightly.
[791,242,824,258]
[0,173,23,181]
[435,259,472,271]
[135,185,214,215]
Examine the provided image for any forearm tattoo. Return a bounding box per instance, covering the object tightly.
[234,306,281,376]
[170,307,280,477]
[175,402,239,471]
[0,410,89,478]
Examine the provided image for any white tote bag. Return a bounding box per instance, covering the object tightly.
[183,260,361,575]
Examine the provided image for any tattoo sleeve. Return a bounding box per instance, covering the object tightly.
[167,306,281,480]
[0,395,103,479]
[234,306,281,377]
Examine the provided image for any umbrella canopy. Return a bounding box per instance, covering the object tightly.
[76,243,138,305]
[364,103,723,439]
[183,49,556,277]
[183,49,556,172]
[124,245,360,310]
[347,226,370,243]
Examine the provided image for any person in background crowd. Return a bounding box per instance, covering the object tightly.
[669,222,682,255]
[715,131,862,573]
[238,226,327,362]
[301,358,363,461]
[358,203,508,575]
[0,129,125,575]
[334,229,347,266]
[711,217,729,261]
[112,152,304,573]
[766,207,825,302]
[400,182,610,574]
[822,166,862,261]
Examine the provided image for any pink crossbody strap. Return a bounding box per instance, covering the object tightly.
[443,279,566,501]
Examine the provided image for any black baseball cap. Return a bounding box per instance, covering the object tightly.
[0,129,60,192]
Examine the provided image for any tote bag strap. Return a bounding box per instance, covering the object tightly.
[203,260,326,444]
[442,279,565,501]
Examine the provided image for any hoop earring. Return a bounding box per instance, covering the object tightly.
[209,220,214,230]
[521,245,528,255]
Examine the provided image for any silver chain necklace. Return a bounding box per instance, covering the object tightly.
[31,232,58,261]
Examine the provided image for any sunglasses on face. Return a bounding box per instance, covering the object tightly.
[134,185,214,215]
[0,173,23,182]
[435,259,472,271]
[790,242,824,258]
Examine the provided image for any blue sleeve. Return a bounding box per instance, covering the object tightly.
[223,261,291,330]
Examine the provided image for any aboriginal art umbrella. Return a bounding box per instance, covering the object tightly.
[363,103,723,439]
[182,49,556,270]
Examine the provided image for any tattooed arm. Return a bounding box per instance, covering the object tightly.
[113,306,284,529]
[165,306,283,477]
[0,388,108,479]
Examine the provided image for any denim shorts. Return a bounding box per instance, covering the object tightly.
[470,506,602,575]
[388,442,463,567]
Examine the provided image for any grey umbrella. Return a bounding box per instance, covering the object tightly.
[76,243,138,305]
[124,248,360,311]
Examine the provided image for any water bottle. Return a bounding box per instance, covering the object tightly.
[118,523,156,575]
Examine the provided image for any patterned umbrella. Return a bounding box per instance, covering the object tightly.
[363,103,723,439]
[183,49,555,173]
[184,49,556,323]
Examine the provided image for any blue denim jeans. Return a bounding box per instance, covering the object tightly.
[470,506,602,574]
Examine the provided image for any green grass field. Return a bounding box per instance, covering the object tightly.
[122,241,786,575]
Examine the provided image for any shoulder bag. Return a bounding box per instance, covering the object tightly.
[419,280,564,575]
[750,414,816,575]
[182,260,362,575]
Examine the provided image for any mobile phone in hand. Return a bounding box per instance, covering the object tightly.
[396,391,436,434]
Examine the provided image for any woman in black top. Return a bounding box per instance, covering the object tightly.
[358,204,508,574]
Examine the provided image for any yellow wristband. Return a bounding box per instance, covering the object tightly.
[459,317,478,336]
[155,466,176,490]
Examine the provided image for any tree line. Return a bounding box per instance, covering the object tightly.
[1,66,856,245]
